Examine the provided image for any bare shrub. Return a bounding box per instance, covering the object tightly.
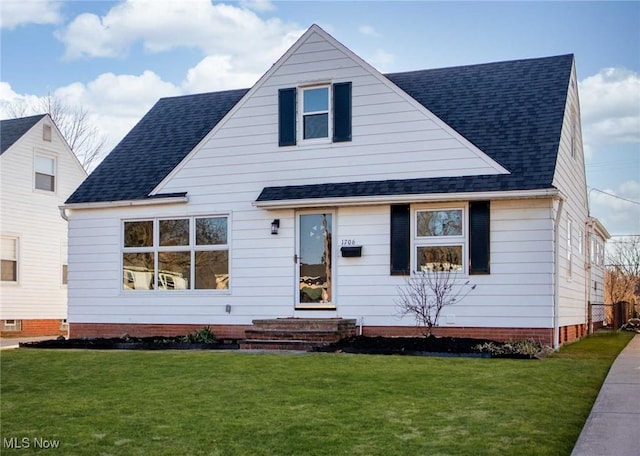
[396,268,476,337]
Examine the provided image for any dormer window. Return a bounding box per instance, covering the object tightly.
[278,82,351,146]
[302,86,330,140]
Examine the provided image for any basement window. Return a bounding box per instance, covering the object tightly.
[2,320,21,331]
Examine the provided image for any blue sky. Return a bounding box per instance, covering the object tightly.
[1,0,639,236]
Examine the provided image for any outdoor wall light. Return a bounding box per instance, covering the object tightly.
[271,219,280,235]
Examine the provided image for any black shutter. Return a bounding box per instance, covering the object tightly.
[390,204,410,275]
[278,88,296,146]
[332,82,351,142]
[469,201,490,275]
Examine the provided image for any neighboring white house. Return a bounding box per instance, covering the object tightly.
[586,217,610,329]
[1,114,87,337]
[63,25,606,347]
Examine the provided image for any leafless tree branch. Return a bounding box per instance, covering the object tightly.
[396,267,476,337]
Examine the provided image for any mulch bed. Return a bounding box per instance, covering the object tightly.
[312,335,494,357]
[19,336,240,350]
[19,335,536,358]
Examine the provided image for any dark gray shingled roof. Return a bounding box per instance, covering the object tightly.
[66,89,248,203]
[1,114,46,154]
[67,54,573,204]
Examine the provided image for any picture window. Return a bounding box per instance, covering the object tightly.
[122,216,229,291]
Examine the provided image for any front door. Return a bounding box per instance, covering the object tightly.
[296,211,334,309]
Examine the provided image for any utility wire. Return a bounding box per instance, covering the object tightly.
[588,187,640,206]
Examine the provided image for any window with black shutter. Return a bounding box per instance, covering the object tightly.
[278,83,352,146]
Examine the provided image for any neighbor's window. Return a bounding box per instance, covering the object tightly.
[415,208,464,272]
[1,237,18,282]
[122,216,229,291]
[302,86,330,140]
[61,242,68,285]
[35,154,56,192]
[591,238,605,267]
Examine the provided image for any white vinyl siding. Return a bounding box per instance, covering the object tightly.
[67,199,555,329]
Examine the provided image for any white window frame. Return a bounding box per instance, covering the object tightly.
[121,215,231,293]
[34,151,57,193]
[412,204,467,274]
[1,236,19,284]
[299,84,332,143]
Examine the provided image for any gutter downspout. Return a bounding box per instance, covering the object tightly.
[59,206,68,221]
[552,196,565,349]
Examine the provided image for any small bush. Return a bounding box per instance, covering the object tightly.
[181,326,218,344]
[475,339,553,359]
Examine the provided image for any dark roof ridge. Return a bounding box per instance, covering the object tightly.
[156,87,250,102]
[0,113,48,123]
[384,53,574,78]
[149,54,575,105]
[0,113,47,154]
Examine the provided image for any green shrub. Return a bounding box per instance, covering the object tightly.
[181,326,217,344]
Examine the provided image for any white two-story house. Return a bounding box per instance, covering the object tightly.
[1,114,87,337]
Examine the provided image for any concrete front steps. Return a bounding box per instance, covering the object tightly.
[240,318,357,351]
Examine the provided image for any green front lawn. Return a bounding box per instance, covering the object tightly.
[1,331,633,456]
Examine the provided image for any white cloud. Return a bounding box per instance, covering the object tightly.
[183,56,261,93]
[53,71,182,153]
[0,0,62,30]
[358,25,380,37]
[239,0,276,12]
[590,181,640,235]
[367,49,395,72]
[0,70,183,157]
[579,67,640,146]
[56,0,303,69]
